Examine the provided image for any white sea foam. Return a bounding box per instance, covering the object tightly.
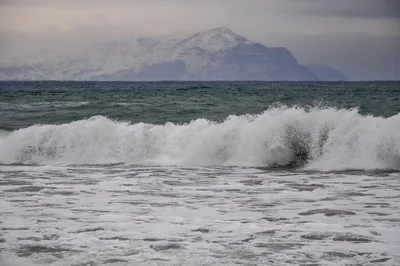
[0,129,9,138]
[0,165,399,265]
[0,106,399,170]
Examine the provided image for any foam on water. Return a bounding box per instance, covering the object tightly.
[0,106,399,171]
[0,165,399,265]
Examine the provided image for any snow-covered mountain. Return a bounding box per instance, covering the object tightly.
[0,28,333,81]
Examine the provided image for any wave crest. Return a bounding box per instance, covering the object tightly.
[0,106,399,170]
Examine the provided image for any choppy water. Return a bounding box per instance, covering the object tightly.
[0,81,399,265]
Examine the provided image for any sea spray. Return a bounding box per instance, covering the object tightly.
[0,106,399,170]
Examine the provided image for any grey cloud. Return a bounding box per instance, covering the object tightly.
[298,0,400,19]
[2,0,193,6]
[3,0,400,19]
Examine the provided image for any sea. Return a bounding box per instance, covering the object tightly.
[0,81,399,266]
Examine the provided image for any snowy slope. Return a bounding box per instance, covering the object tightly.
[174,27,254,52]
[0,28,319,81]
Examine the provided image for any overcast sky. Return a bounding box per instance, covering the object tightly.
[1,0,399,80]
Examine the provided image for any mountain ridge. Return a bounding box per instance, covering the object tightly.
[0,27,346,81]
[307,64,348,81]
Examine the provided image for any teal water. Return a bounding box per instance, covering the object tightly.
[1,81,399,130]
[0,80,399,169]
[1,81,400,265]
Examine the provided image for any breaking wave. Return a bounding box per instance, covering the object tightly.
[0,106,399,171]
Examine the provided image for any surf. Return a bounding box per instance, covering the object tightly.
[0,105,399,171]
